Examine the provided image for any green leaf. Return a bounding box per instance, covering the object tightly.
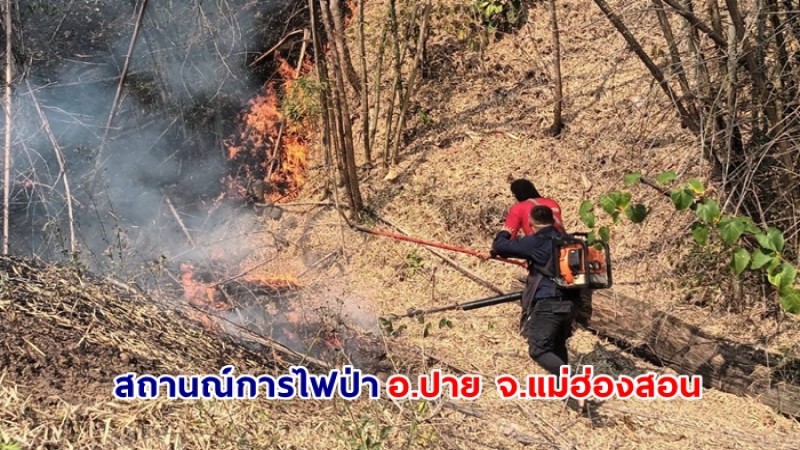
[580,211,596,229]
[756,227,783,252]
[686,179,705,195]
[779,289,800,314]
[655,171,677,185]
[768,263,797,292]
[731,248,751,275]
[718,216,746,245]
[625,203,649,223]
[423,323,432,338]
[695,199,721,224]
[599,226,611,243]
[670,189,694,211]
[611,211,621,225]
[738,216,760,235]
[767,257,782,274]
[767,227,785,252]
[617,192,633,211]
[624,172,643,186]
[587,231,596,244]
[599,194,617,215]
[750,249,773,270]
[691,222,710,246]
[579,200,594,215]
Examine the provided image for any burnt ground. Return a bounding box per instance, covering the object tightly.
[0,307,162,405]
[0,257,293,397]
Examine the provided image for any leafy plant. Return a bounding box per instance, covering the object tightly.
[341,416,392,450]
[405,250,426,276]
[472,0,522,30]
[281,76,322,122]
[582,171,800,313]
[378,316,407,337]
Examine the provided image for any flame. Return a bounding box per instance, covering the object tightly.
[225,56,313,203]
[179,263,231,311]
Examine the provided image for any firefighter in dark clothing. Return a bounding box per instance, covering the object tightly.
[491,205,585,411]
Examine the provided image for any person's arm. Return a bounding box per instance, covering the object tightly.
[503,204,523,239]
[493,231,553,266]
[491,230,531,260]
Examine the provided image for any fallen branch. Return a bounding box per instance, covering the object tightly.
[248,29,305,68]
[163,194,197,248]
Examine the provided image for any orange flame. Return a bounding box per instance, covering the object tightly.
[225,55,313,203]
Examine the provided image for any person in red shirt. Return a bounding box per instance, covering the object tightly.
[503,179,565,237]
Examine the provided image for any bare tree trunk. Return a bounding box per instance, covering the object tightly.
[661,0,726,48]
[683,0,711,101]
[369,18,389,151]
[548,0,564,136]
[3,0,12,255]
[357,0,371,162]
[319,0,363,215]
[308,0,333,168]
[592,0,699,133]
[329,0,362,96]
[383,0,413,167]
[724,21,739,191]
[390,2,430,165]
[765,0,797,103]
[653,0,697,121]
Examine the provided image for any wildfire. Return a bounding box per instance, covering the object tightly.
[225,56,313,203]
[180,263,231,311]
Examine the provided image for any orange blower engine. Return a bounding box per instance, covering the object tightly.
[539,233,612,290]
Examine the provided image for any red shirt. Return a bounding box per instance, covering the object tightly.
[504,197,565,238]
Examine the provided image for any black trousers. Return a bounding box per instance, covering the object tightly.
[522,297,579,376]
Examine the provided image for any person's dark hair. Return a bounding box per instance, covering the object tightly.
[530,205,555,226]
[510,179,541,201]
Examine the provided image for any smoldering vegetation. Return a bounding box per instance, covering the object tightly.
[6,0,307,281]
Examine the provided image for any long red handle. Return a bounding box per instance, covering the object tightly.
[354,226,527,268]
